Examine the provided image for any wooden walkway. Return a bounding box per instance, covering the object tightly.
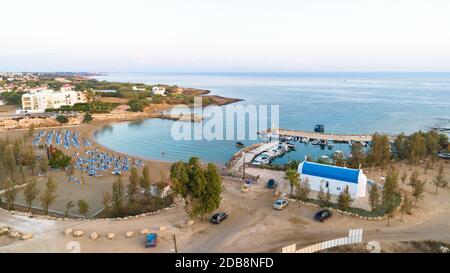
[263,128,373,142]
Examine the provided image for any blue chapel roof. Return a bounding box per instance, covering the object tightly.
[300,161,360,184]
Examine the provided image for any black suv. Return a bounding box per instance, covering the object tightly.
[210,212,228,224]
[314,209,332,222]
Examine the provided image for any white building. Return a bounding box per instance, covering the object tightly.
[297,161,367,199]
[132,86,146,92]
[152,86,166,96]
[20,87,87,113]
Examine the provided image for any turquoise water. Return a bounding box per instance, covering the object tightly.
[93,72,450,165]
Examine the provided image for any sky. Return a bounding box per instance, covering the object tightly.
[1,0,450,72]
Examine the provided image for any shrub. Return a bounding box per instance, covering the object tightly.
[56,115,69,124]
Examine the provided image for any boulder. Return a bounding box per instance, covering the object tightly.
[126,231,134,238]
[187,220,195,226]
[73,230,84,237]
[139,229,149,235]
[9,231,20,238]
[158,226,167,231]
[90,232,98,240]
[107,233,115,239]
[21,233,33,240]
[0,227,9,235]
[64,228,73,235]
[440,246,449,253]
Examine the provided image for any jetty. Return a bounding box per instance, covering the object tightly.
[261,128,374,143]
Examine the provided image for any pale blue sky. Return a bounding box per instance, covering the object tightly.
[1,0,449,72]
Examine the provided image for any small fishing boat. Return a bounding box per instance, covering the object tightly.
[311,139,320,145]
[319,139,327,146]
[287,142,296,150]
[301,137,310,143]
[236,142,245,148]
[327,139,334,148]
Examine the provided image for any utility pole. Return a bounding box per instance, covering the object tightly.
[173,234,178,253]
[242,152,246,180]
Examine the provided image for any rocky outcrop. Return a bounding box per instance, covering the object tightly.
[0,115,82,130]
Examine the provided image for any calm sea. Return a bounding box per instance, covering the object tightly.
[93,72,450,165]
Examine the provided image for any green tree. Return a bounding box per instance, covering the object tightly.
[3,144,16,177]
[399,195,413,222]
[65,159,75,182]
[4,177,17,210]
[393,133,409,159]
[83,112,93,123]
[20,145,36,175]
[48,150,72,169]
[65,201,74,218]
[112,176,124,214]
[409,171,425,207]
[39,158,49,176]
[285,168,299,196]
[186,157,207,218]
[408,131,426,163]
[170,158,223,220]
[198,163,223,220]
[170,161,189,198]
[77,199,90,217]
[40,176,58,214]
[139,164,152,201]
[368,184,381,211]
[56,115,69,124]
[102,191,111,213]
[348,142,366,168]
[368,133,391,168]
[296,177,311,201]
[27,125,35,139]
[23,179,39,212]
[432,164,447,194]
[317,185,327,207]
[400,171,408,185]
[382,167,399,205]
[337,186,353,214]
[128,167,139,202]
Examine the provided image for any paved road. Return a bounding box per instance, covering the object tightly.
[1,178,450,253]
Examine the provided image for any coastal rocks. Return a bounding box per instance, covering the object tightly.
[21,233,33,240]
[0,227,9,235]
[73,230,84,237]
[0,115,82,130]
[90,232,98,240]
[64,228,73,235]
[158,226,167,231]
[139,229,149,235]
[440,246,449,253]
[126,231,134,238]
[107,233,115,240]
[9,231,21,238]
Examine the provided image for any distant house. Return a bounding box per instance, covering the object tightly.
[96,89,117,94]
[297,161,367,199]
[132,86,146,92]
[152,86,166,96]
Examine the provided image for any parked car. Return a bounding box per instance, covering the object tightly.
[210,212,228,224]
[273,198,289,210]
[266,179,277,189]
[314,209,332,222]
[145,233,158,248]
